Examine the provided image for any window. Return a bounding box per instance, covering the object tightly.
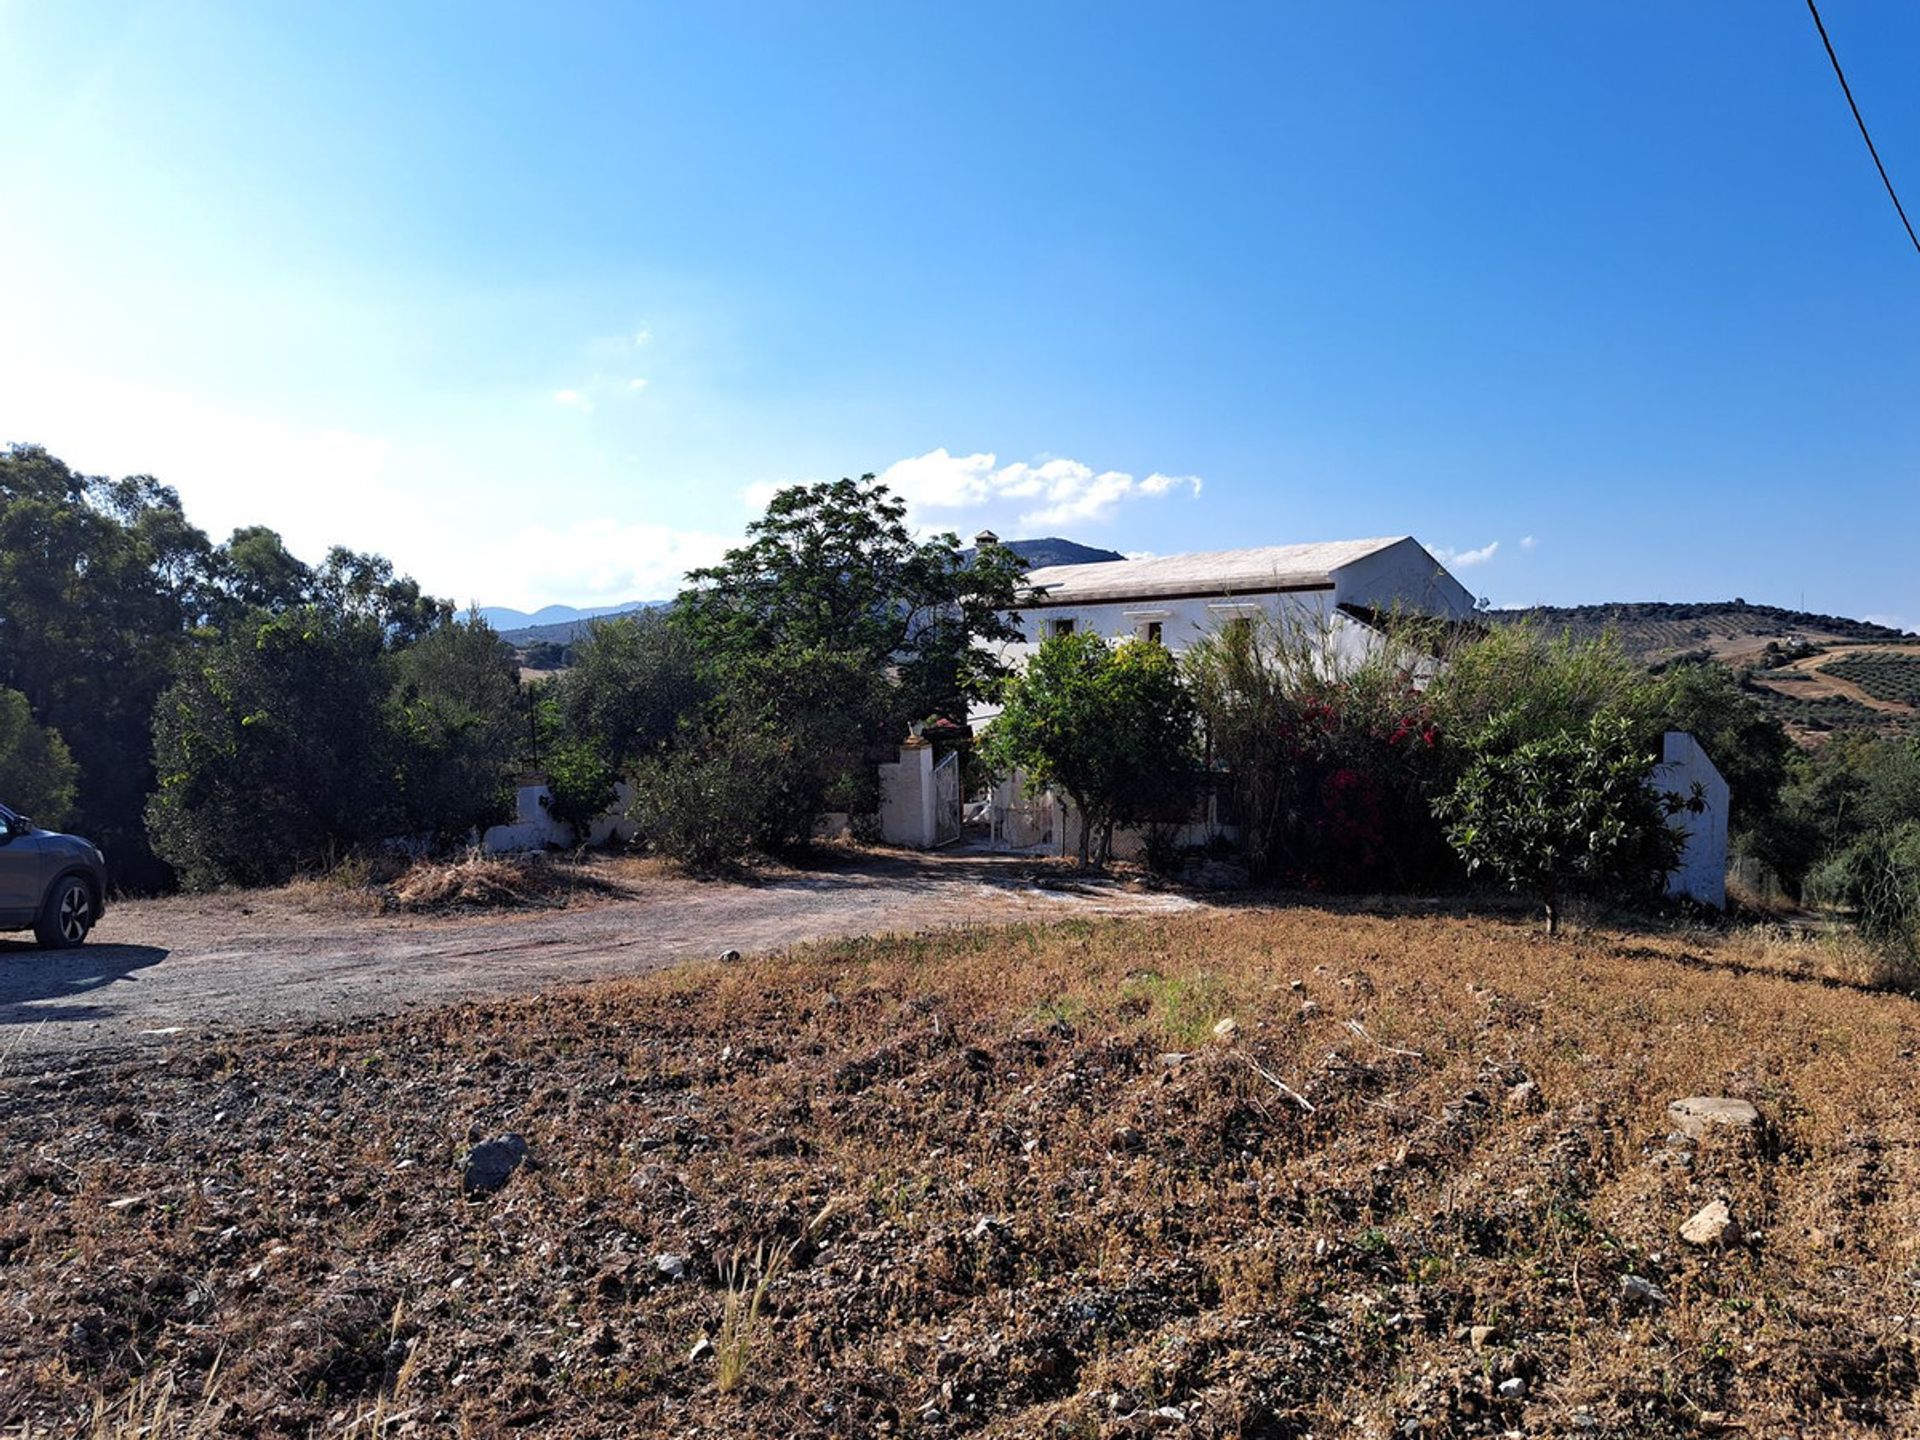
[1144,620,1164,644]
[1051,618,1075,637]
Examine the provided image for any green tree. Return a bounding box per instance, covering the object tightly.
[984,632,1200,867]
[147,607,394,887]
[555,611,705,771]
[1650,660,1792,843]
[647,477,1027,863]
[0,688,79,828]
[678,477,1026,726]
[385,613,523,846]
[0,445,211,886]
[1437,714,1692,934]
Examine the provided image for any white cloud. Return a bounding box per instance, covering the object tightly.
[870,448,1202,529]
[628,377,649,391]
[1436,540,1500,569]
[633,326,652,347]
[1520,535,1538,552]
[1867,613,1916,634]
[552,388,592,411]
[512,517,735,606]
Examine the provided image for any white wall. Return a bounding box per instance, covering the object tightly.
[1652,731,1730,909]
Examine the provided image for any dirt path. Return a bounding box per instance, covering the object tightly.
[1762,643,1920,715]
[0,851,1205,1060]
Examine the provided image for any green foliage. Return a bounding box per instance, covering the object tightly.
[984,632,1199,867]
[0,688,79,828]
[647,477,1025,864]
[628,716,816,870]
[383,615,522,846]
[542,736,618,836]
[0,445,210,885]
[678,476,1025,726]
[1649,660,1792,841]
[148,607,394,888]
[1822,653,1920,706]
[1186,612,1453,888]
[1426,624,1662,753]
[1811,821,1920,977]
[554,612,704,772]
[1438,715,1689,934]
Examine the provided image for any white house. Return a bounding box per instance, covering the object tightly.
[919,535,1479,856]
[970,535,1477,726]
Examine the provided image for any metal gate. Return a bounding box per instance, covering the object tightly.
[932,751,962,846]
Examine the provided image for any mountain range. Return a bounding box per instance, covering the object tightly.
[489,537,1126,645]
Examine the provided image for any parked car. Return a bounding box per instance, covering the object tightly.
[0,802,108,948]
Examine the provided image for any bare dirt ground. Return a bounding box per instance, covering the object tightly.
[4,908,1916,1438]
[0,851,1202,1060]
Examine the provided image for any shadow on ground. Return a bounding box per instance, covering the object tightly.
[0,943,171,1022]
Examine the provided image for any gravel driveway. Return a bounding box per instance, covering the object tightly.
[0,851,1203,1060]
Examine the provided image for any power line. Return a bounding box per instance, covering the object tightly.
[1805,0,1920,257]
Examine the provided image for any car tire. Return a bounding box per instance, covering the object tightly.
[34,876,95,949]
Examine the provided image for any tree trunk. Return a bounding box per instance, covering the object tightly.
[1544,893,1559,936]
[1074,798,1092,868]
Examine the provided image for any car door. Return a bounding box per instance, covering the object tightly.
[0,806,43,922]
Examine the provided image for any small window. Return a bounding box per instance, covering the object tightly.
[1144,620,1164,644]
[1051,618,1075,637]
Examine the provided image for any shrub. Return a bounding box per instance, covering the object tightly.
[1186,612,1453,889]
[1438,714,1691,934]
[628,719,815,870]
[984,633,1200,867]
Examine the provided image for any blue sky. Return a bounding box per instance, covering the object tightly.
[2,2,1915,621]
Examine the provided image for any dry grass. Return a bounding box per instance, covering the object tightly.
[5,907,1920,1436]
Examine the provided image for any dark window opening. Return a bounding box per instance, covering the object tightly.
[1052,618,1076,637]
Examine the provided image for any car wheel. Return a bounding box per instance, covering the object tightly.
[34,876,95,949]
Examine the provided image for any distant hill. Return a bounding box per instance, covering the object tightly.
[966,537,1126,569]
[1493,600,1920,742]
[1490,599,1912,669]
[481,600,651,633]
[494,537,1122,648]
[496,604,662,647]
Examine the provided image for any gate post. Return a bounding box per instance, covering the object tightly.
[878,734,937,848]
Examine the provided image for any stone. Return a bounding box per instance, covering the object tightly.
[1109,1126,1146,1155]
[689,1336,714,1362]
[1469,1324,1499,1352]
[1506,1080,1543,1113]
[719,948,742,962]
[1680,1199,1734,1247]
[1150,1405,1188,1427]
[461,1134,528,1197]
[1498,1377,1527,1400]
[1299,1000,1321,1019]
[1667,1097,1760,1141]
[1621,1274,1670,1308]
[652,1252,690,1282]
[1211,1017,1240,1046]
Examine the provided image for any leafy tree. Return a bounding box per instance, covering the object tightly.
[648,477,1026,862]
[984,632,1199,867]
[629,713,816,870]
[678,477,1026,726]
[1427,624,1662,753]
[385,614,523,846]
[0,688,79,828]
[1650,660,1792,843]
[0,445,210,886]
[1438,714,1693,934]
[555,612,704,772]
[148,607,394,887]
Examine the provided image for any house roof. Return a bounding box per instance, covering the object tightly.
[1021,537,1414,605]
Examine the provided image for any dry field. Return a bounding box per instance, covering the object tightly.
[4,907,1918,1438]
